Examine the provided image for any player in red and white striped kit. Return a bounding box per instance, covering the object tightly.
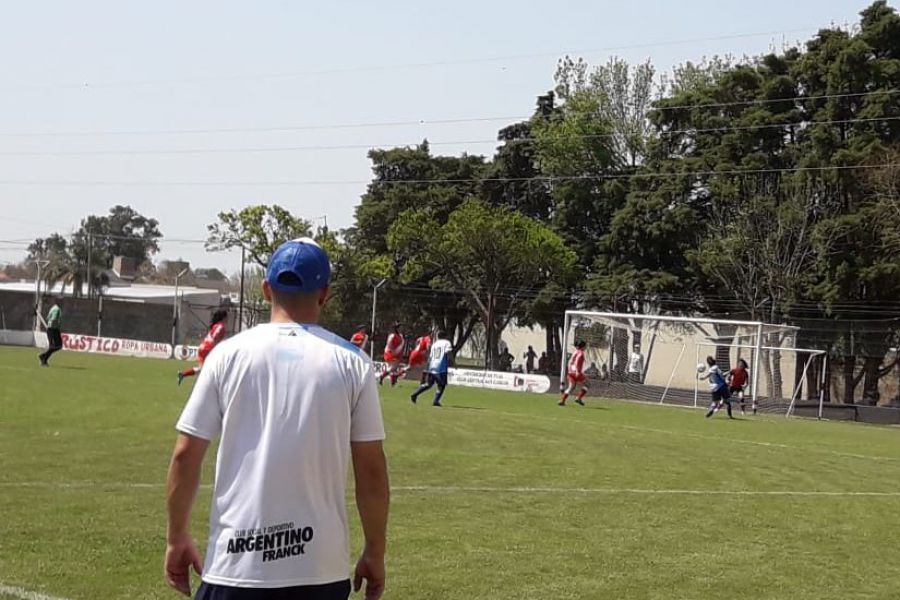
[378,322,406,386]
[178,309,228,385]
[559,340,588,406]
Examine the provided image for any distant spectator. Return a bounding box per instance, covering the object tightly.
[537,351,548,374]
[524,346,538,374]
[585,362,600,379]
[627,345,644,383]
[498,348,514,372]
[600,363,609,381]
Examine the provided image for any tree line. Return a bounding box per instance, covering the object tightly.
[24,2,900,404]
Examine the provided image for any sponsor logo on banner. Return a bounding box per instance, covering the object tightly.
[373,362,551,394]
[61,333,172,359]
[448,368,552,394]
[174,345,200,361]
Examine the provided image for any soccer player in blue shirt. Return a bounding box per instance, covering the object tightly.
[410,330,453,407]
[699,356,734,419]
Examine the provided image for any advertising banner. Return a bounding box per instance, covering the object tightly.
[61,333,172,360]
[374,362,552,394]
[174,345,200,361]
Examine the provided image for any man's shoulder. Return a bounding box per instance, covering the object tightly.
[305,325,369,359]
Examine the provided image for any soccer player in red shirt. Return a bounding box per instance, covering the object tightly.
[728,358,751,414]
[407,333,431,368]
[350,325,369,354]
[177,309,228,385]
[559,340,588,406]
[378,322,406,386]
[403,332,432,382]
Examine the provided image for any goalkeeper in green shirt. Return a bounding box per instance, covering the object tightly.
[38,298,64,366]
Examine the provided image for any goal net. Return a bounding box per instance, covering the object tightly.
[561,311,826,415]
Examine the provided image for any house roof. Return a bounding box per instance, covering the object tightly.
[0,281,222,303]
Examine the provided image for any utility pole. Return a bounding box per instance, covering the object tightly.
[370,278,387,357]
[85,232,93,299]
[33,259,50,331]
[172,268,188,357]
[238,247,246,332]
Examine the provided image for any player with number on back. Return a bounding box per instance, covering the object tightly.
[698,356,734,419]
[178,309,228,385]
[559,340,588,407]
[410,330,452,407]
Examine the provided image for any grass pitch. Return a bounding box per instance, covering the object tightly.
[1,346,899,599]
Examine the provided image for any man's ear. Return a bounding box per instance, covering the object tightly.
[262,280,273,303]
[318,285,331,307]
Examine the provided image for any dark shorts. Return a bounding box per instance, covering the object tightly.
[196,579,350,600]
[730,385,745,394]
[47,328,63,349]
[712,387,731,402]
[426,372,448,388]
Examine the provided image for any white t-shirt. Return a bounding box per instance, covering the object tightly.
[176,322,385,589]
[627,351,644,374]
[427,339,453,374]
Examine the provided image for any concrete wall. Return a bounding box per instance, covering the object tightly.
[0,290,208,345]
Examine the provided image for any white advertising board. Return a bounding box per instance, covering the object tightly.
[374,362,552,394]
[62,333,172,360]
[174,345,200,361]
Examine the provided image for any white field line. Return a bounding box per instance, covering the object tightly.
[483,407,900,463]
[2,481,899,497]
[0,584,72,600]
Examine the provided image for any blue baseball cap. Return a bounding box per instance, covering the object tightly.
[266,237,331,293]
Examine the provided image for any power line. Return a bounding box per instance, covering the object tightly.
[0,90,894,139]
[0,27,821,93]
[0,163,891,187]
[0,116,895,157]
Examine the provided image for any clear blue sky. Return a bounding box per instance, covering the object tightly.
[0,0,874,273]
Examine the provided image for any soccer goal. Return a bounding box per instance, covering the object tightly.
[561,311,826,416]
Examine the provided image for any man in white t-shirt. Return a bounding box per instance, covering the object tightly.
[165,238,390,600]
[627,345,644,383]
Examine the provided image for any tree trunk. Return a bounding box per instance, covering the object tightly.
[841,357,857,404]
[611,328,628,382]
[861,356,883,406]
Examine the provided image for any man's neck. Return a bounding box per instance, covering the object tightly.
[269,305,319,326]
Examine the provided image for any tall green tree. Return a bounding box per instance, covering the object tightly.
[206,204,311,268]
[388,200,577,369]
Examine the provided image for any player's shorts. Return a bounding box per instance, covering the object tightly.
[408,350,426,367]
[730,385,745,395]
[567,373,586,384]
[383,351,402,364]
[427,371,448,388]
[712,387,731,402]
[196,579,351,600]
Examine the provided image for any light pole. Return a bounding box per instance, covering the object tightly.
[33,259,50,331]
[370,278,387,356]
[172,268,189,356]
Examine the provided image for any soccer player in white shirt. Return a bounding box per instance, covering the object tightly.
[410,330,453,407]
[165,238,390,600]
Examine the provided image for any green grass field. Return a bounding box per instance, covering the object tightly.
[1,346,899,600]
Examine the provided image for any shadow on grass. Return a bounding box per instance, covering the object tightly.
[445,405,487,411]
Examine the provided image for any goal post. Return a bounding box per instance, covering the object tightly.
[561,310,810,414]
